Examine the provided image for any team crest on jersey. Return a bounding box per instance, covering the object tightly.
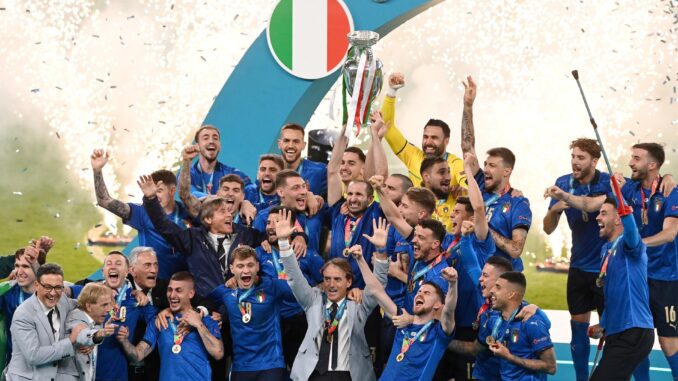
[654,198,663,213]
[511,328,520,343]
[256,291,265,303]
[502,202,511,213]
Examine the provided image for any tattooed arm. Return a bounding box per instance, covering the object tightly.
[460,76,477,155]
[491,228,527,259]
[91,149,131,219]
[179,145,201,219]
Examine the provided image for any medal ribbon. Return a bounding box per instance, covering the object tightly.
[474,301,491,330]
[169,318,185,346]
[344,216,362,249]
[324,299,348,337]
[196,162,215,194]
[445,236,461,258]
[271,249,287,280]
[411,254,444,283]
[398,321,434,358]
[484,183,511,208]
[490,307,520,343]
[640,176,660,225]
[598,234,624,283]
[237,287,255,319]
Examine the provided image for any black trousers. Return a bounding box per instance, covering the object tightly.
[282,312,308,369]
[590,327,654,381]
[231,368,286,381]
[309,370,352,381]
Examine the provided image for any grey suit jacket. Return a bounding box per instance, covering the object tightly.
[281,252,388,381]
[64,308,100,381]
[6,294,78,381]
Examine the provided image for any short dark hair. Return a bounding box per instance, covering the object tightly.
[425,119,450,139]
[345,147,366,163]
[570,138,601,159]
[105,251,129,267]
[194,125,220,142]
[280,123,305,136]
[275,169,303,189]
[486,256,513,274]
[151,170,176,187]
[218,174,244,190]
[603,196,618,208]
[487,147,516,169]
[15,247,47,265]
[633,143,665,168]
[230,246,259,264]
[259,153,284,169]
[417,219,447,243]
[405,187,436,214]
[36,263,64,282]
[499,271,527,293]
[455,197,473,214]
[269,205,297,226]
[421,280,445,302]
[391,174,414,193]
[420,157,447,175]
[170,271,195,285]
[321,258,354,282]
[348,180,374,197]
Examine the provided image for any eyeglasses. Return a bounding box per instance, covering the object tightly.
[38,282,64,293]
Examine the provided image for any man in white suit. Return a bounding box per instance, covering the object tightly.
[275,209,388,381]
[6,263,80,381]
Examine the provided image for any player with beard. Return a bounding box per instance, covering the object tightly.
[253,154,283,211]
[382,174,413,206]
[587,197,655,380]
[92,150,191,280]
[379,72,468,190]
[71,251,157,381]
[209,246,295,381]
[465,148,532,271]
[179,125,256,199]
[179,145,258,225]
[351,218,458,381]
[278,123,328,197]
[420,157,459,233]
[255,206,324,371]
[118,272,223,381]
[542,138,611,381]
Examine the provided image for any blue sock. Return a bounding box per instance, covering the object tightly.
[633,356,650,381]
[667,351,678,380]
[570,320,590,381]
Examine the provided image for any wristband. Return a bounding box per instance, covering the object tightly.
[278,239,291,251]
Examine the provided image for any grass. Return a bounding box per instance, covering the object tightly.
[523,266,568,310]
[0,125,102,282]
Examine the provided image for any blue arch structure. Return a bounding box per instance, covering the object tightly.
[87,0,443,277]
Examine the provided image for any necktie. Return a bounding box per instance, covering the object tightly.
[47,309,56,336]
[217,237,227,274]
[317,303,339,373]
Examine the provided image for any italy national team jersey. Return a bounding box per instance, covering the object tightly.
[253,205,325,255]
[142,314,221,381]
[599,236,654,335]
[476,172,532,271]
[405,254,449,314]
[180,159,257,201]
[621,179,678,280]
[550,171,612,272]
[444,233,492,328]
[385,227,414,308]
[380,320,453,381]
[473,307,502,381]
[328,200,385,289]
[251,182,280,212]
[124,202,191,279]
[0,284,32,359]
[256,246,323,318]
[478,308,553,381]
[209,278,293,372]
[292,158,328,197]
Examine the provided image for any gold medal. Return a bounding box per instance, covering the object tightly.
[119,306,127,322]
[582,212,589,222]
[342,248,350,257]
[172,344,181,354]
[486,336,496,345]
[641,209,648,225]
[242,313,251,323]
[396,353,404,362]
[595,278,604,288]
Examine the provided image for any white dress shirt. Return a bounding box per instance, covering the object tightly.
[319,297,350,371]
[37,298,60,341]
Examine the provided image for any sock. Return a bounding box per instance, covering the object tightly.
[570,320,590,381]
[666,351,678,380]
[632,356,650,381]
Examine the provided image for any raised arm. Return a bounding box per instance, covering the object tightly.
[464,152,488,240]
[364,110,389,181]
[91,149,131,219]
[328,124,348,206]
[138,175,190,254]
[491,228,527,259]
[369,175,413,238]
[440,267,458,335]
[460,76,476,155]
[178,145,202,219]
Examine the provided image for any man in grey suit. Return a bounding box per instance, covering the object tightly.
[275,209,388,381]
[6,263,80,381]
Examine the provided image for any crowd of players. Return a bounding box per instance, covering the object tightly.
[2,72,677,381]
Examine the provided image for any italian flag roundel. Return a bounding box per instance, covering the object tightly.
[267,0,354,80]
